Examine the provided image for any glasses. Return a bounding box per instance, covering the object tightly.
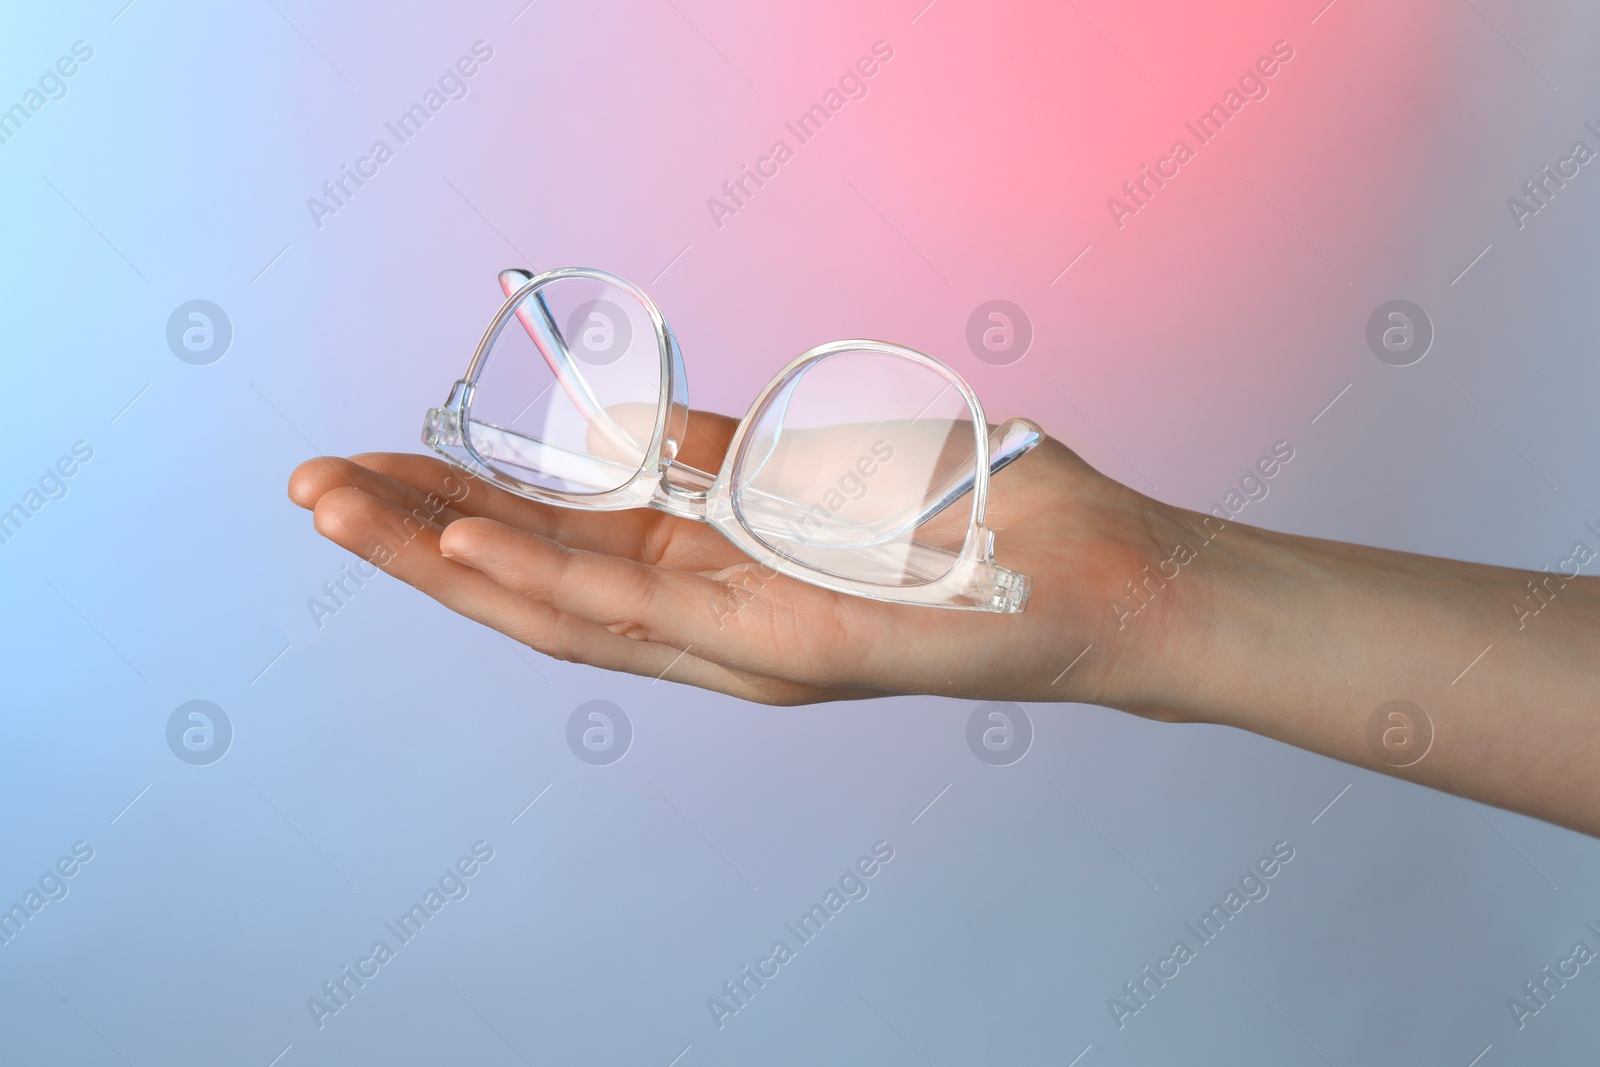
[422,267,1040,613]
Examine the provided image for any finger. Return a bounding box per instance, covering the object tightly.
[673,408,740,472]
[290,456,474,527]
[310,485,844,703]
[349,399,749,569]
[349,451,669,558]
[351,451,747,572]
[438,514,920,690]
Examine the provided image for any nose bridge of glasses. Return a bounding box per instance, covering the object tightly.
[650,461,715,521]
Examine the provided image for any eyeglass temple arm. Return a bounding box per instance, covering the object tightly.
[498,269,643,457]
[923,417,1041,523]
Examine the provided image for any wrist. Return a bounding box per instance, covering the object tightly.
[1095,502,1324,728]
[1078,489,1600,838]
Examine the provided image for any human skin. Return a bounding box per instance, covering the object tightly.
[287,412,1600,837]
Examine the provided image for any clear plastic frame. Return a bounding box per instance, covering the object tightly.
[422,267,1041,613]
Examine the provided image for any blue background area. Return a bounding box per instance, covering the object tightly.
[2,1,1598,1064]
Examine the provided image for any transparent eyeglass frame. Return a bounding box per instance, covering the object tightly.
[422,266,1040,613]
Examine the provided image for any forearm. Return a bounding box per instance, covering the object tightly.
[1128,506,1600,836]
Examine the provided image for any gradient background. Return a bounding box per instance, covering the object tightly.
[3,0,1599,1063]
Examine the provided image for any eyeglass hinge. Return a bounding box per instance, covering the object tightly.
[422,381,472,448]
[422,406,462,447]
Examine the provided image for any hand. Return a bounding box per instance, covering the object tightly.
[286,410,1190,707]
[288,409,1600,834]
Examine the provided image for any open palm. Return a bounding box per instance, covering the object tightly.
[287,410,1181,706]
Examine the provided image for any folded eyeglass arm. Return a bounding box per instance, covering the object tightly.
[498,268,645,459]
